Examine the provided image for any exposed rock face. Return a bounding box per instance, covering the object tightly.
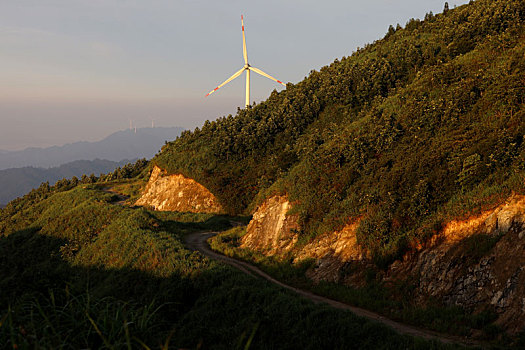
[242,196,368,283]
[241,195,299,254]
[135,165,223,213]
[243,194,525,333]
[295,221,366,283]
[388,194,525,332]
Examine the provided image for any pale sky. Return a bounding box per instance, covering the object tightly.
[0,0,469,150]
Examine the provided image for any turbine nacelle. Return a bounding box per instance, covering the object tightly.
[205,15,286,107]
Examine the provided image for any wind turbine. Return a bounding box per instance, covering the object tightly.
[205,15,286,107]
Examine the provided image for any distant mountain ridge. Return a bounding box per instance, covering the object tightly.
[0,158,135,206]
[0,127,184,170]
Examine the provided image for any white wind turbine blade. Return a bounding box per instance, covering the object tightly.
[249,66,286,86]
[205,67,246,97]
[241,15,248,65]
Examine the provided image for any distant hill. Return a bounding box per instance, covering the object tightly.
[0,158,134,206]
[0,127,184,170]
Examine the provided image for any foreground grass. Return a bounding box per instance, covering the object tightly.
[0,183,459,349]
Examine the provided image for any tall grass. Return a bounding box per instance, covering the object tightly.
[0,288,171,349]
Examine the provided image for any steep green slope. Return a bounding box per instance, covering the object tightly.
[278,19,525,262]
[154,0,525,260]
[0,184,454,349]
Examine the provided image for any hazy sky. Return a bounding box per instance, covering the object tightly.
[0,0,470,150]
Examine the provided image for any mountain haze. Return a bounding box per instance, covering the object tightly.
[0,127,184,170]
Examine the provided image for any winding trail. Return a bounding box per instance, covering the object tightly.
[101,186,129,206]
[185,230,480,348]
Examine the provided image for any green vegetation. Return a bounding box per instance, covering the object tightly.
[0,183,456,349]
[154,0,525,262]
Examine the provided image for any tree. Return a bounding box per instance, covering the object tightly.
[387,25,396,38]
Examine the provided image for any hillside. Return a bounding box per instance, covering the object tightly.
[0,127,184,170]
[0,159,135,206]
[154,0,525,260]
[2,0,525,347]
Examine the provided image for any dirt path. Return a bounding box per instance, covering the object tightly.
[185,231,480,348]
[101,187,129,206]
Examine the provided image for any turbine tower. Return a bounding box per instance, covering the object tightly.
[205,15,286,107]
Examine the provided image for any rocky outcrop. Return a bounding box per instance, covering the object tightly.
[242,193,525,333]
[387,194,525,332]
[135,166,223,213]
[242,196,367,283]
[295,221,366,283]
[241,196,299,254]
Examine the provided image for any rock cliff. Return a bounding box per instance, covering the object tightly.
[388,194,525,332]
[241,196,300,254]
[242,193,525,332]
[135,165,223,213]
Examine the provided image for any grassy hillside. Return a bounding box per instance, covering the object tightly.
[0,183,455,349]
[154,0,525,261]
